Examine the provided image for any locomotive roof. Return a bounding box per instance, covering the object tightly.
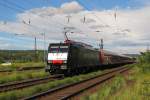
[50,43,67,46]
[49,40,95,50]
[65,40,93,47]
[49,41,131,58]
[104,50,132,58]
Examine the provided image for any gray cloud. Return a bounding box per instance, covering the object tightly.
[89,24,110,29]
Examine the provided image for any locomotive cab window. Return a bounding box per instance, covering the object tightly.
[49,46,68,53]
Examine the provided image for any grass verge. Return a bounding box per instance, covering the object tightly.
[110,64,150,100]
[0,70,49,84]
[82,63,150,100]
[0,62,45,71]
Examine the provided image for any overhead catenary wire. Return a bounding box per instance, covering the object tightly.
[0,1,64,35]
[75,0,112,42]
[76,0,130,33]
[0,0,98,41]
[76,0,110,27]
[6,0,87,30]
[0,1,23,13]
[0,0,106,41]
[0,0,131,35]
[11,2,83,31]
[0,1,55,26]
[4,0,26,11]
[1,0,82,28]
[0,0,93,51]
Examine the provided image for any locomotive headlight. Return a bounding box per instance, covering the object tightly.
[64,60,67,63]
[61,65,67,69]
[48,60,52,63]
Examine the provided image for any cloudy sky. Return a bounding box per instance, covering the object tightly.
[0,0,150,54]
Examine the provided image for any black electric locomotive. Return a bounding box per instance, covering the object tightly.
[46,40,133,75]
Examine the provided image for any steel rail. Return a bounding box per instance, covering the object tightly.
[0,67,44,73]
[23,66,129,100]
[61,67,130,100]
[0,74,63,93]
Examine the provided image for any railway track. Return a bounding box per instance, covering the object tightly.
[0,70,12,73]
[23,66,130,100]
[0,74,64,93]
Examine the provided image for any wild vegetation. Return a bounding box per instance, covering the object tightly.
[82,52,150,100]
[138,52,150,63]
[0,50,46,63]
[109,67,150,100]
[82,75,126,100]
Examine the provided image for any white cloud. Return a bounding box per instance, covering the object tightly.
[0,1,150,53]
[19,1,83,17]
[60,1,83,13]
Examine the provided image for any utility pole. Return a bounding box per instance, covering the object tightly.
[64,31,69,40]
[14,33,38,61]
[63,27,70,41]
[147,44,149,52]
[10,34,14,63]
[41,33,46,63]
[95,31,103,50]
[99,38,104,64]
[101,39,103,49]
[66,15,71,23]
[43,33,46,63]
[99,38,103,49]
[34,37,37,51]
[34,36,37,61]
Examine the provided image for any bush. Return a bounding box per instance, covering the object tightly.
[136,52,150,73]
[138,52,150,64]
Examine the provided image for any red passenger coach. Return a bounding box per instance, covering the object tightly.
[99,49,105,64]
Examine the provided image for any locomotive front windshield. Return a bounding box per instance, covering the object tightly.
[49,46,68,53]
[48,45,69,62]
